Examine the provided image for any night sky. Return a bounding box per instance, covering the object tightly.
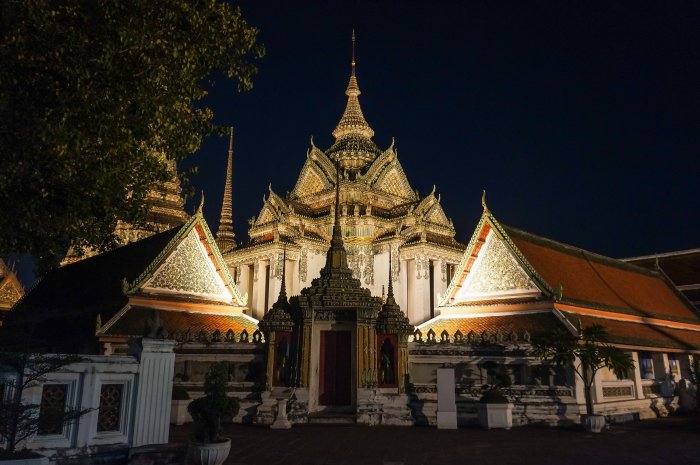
[17,1,700,286]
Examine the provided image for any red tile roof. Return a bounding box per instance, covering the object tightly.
[104,306,258,338]
[504,226,699,323]
[419,312,564,341]
[563,312,700,351]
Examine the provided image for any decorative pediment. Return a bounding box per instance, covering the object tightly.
[0,276,23,308]
[292,161,331,199]
[142,228,231,301]
[256,203,279,225]
[424,203,450,227]
[453,230,541,303]
[373,164,414,200]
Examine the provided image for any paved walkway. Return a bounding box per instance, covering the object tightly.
[170,416,700,465]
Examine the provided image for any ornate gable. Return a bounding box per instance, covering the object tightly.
[256,203,279,225]
[0,276,23,309]
[142,227,231,301]
[453,229,540,302]
[125,211,247,306]
[374,164,414,200]
[293,163,329,198]
[425,203,450,227]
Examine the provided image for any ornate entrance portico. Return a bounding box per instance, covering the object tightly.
[258,160,414,425]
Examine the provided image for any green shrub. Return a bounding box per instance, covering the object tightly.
[479,388,509,404]
[172,385,190,400]
[187,363,239,443]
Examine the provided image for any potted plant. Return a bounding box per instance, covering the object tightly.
[187,364,239,465]
[532,324,634,433]
[170,385,191,426]
[477,365,513,429]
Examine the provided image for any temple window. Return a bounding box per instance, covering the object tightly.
[639,352,654,380]
[38,383,68,435]
[668,354,679,376]
[97,384,123,433]
[273,332,292,387]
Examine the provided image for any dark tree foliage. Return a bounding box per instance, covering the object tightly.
[532,324,634,417]
[188,363,239,443]
[0,0,263,269]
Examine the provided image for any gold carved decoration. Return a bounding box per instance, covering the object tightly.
[146,229,230,299]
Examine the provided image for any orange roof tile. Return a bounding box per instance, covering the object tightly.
[419,312,564,341]
[504,226,699,323]
[563,312,700,351]
[104,306,258,337]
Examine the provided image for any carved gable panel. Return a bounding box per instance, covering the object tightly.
[453,230,540,302]
[256,204,277,225]
[376,166,412,199]
[294,166,326,198]
[143,228,231,301]
[426,204,450,226]
[0,278,22,307]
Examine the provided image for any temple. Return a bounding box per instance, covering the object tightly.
[3,36,699,435]
[223,33,465,324]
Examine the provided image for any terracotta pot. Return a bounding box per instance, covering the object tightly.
[187,438,231,465]
[582,414,606,433]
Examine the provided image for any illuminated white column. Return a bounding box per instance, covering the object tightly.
[130,338,176,447]
[630,352,645,400]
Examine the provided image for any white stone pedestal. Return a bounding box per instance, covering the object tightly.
[436,368,457,429]
[271,398,292,429]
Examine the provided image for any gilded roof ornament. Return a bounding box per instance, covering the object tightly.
[327,30,380,169]
[197,190,205,215]
[481,189,489,214]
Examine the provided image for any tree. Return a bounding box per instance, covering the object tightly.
[0,0,264,270]
[532,324,634,418]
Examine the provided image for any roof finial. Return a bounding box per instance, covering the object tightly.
[351,29,356,76]
[481,189,489,213]
[387,247,395,299]
[197,190,205,214]
[216,126,236,252]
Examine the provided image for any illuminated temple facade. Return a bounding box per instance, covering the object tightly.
[222,49,464,325]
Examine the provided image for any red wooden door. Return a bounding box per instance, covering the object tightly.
[319,330,351,406]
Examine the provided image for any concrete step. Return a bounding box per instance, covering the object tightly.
[307,412,357,425]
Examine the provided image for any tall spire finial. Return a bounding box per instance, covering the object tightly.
[323,159,349,269]
[387,247,394,299]
[279,244,287,301]
[216,127,236,252]
[351,29,356,76]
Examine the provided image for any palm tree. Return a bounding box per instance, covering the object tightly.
[532,324,634,420]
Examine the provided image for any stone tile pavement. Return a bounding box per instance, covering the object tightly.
[169,416,700,465]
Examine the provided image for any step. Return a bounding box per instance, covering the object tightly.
[307,412,357,425]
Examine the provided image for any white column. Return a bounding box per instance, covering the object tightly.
[129,338,176,447]
[652,353,670,380]
[237,264,251,312]
[630,352,645,400]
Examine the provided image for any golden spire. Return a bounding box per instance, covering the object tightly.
[331,30,375,141]
[216,127,236,252]
[328,30,380,171]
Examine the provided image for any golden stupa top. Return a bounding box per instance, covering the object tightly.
[327,31,381,170]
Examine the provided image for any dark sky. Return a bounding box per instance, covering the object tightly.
[186,0,699,260]
[13,1,700,286]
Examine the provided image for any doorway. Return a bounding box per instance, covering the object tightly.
[319,330,351,406]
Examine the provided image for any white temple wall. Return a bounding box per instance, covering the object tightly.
[373,251,390,297]
[0,339,175,460]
